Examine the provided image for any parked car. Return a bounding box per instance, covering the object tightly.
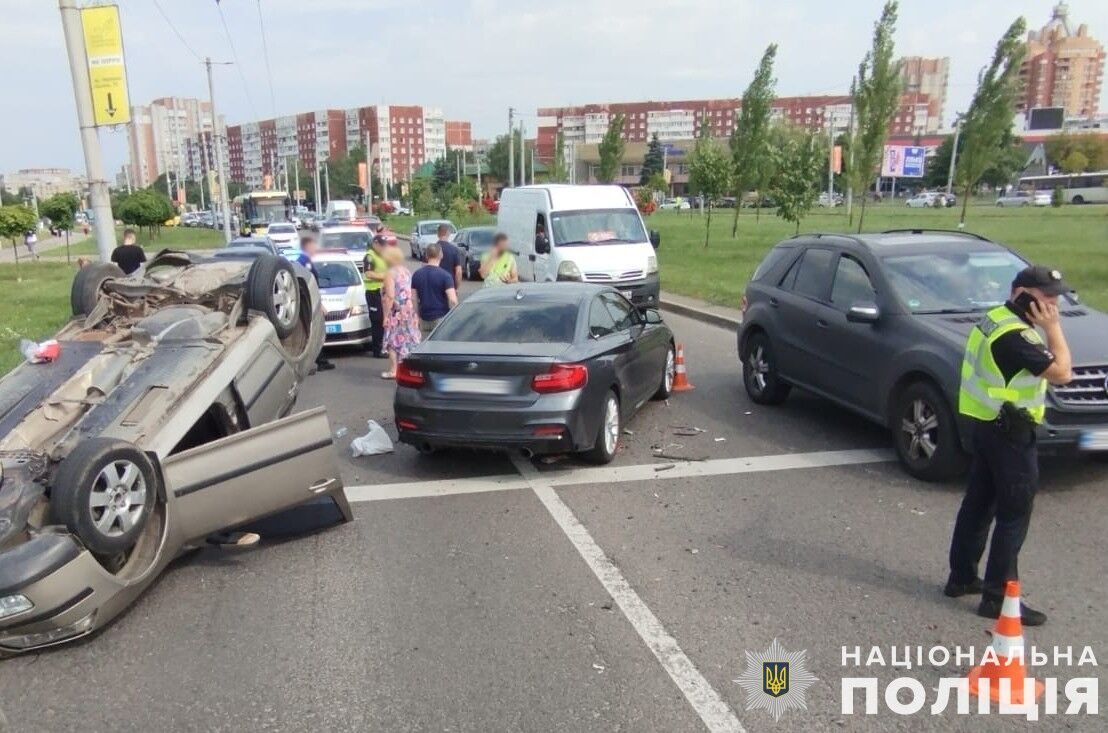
[225,236,283,256]
[388,200,412,216]
[659,198,691,210]
[0,251,350,653]
[818,192,844,208]
[905,192,941,208]
[996,190,1051,207]
[394,283,676,463]
[325,200,358,222]
[454,226,498,280]
[737,229,1108,481]
[314,250,372,348]
[319,224,372,271]
[409,219,456,261]
[265,222,299,249]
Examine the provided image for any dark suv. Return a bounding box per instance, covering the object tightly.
[737,229,1108,481]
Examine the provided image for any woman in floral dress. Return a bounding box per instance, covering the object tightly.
[380,246,421,379]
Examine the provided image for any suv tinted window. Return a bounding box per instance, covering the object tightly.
[830,255,876,309]
[752,245,795,281]
[789,248,834,300]
[588,296,617,338]
[431,301,579,343]
[601,293,638,331]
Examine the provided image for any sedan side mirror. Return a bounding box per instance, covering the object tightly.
[649,230,660,249]
[847,302,881,324]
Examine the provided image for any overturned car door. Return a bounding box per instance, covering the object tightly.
[161,407,351,541]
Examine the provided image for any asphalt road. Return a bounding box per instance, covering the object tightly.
[1,272,1105,732]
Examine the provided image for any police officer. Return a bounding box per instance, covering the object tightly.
[946,266,1073,626]
[362,234,388,358]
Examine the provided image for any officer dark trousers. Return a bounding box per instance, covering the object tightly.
[948,419,1039,598]
[366,290,384,356]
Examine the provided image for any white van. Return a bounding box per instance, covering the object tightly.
[325,200,357,222]
[496,185,660,306]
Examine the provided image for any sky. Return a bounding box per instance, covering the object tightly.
[1,0,1105,177]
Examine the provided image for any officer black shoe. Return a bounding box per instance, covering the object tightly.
[943,576,984,598]
[976,595,1047,627]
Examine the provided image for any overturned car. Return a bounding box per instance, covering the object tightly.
[0,250,351,653]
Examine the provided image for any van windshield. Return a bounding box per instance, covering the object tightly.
[550,209,647,246]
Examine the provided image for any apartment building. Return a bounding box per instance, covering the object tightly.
[0,168,86,199]
[226,110,347,189]
[536,94,933,162]
[1018,2,1104,119]
[344,105,448,185]
[127,97,220,188]
[899,56,949,131]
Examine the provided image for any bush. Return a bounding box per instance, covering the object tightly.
[1051,185,1064,208]
[448,197,469,221]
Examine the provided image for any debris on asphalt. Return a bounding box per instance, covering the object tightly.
[351,420,393,456]
[622,428,634,436]
[687,548,699,555]
[714,437,726,442]
[744,411,753,415]
[654,464,676,472]
[653,452,707,462]
[333,426,348,439]
[672,426,706,436]
[592,663,605,673]
[540,454,568,465]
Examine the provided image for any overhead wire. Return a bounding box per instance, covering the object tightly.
[215,0,259,121]
[255,0,278,117]
[151,0,202,61]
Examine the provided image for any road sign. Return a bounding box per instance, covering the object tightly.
[80,5,130,126]
[881,145,925,178]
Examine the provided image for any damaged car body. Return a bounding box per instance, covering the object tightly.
[0,250,351,653]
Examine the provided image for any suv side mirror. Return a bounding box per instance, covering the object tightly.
[847,302,880,324]
[649,230,660,249]
[643,308,663,324]
[535,234,551,255]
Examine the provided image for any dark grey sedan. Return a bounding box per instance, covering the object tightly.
[394,283,676,463]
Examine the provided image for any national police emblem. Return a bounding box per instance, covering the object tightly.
[735,638,817,721]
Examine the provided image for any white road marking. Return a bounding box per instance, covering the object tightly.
[511,455,745,733]
[343,448,894,503]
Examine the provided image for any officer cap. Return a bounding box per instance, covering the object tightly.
[1013,265,1070,296]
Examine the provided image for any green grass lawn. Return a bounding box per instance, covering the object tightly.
[650,202,1108,310]
[0,260,79,375]
[43,226,225,258]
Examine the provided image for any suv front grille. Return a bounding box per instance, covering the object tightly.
[1051,365,1108,407]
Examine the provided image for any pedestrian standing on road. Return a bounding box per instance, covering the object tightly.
[946,266,1073,627]
[479,233,518,287]
[110,228,145,274]
[434,223,463,290]
[23,230,39,261]
[410,242,458,337]
[380,245,420,380]
[296,232,336,372]
[362,234,389,358]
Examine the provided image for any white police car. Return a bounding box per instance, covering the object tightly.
[313,250,371,347]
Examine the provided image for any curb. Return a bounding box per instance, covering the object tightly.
[658,296,742,331]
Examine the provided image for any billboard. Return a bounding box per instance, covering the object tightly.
[80,5,130,126]
[1028,107,1065,131]
[881,145,925,178]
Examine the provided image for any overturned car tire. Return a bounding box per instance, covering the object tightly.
[52,438,159,556]
[246,255,299,339]
[71,262,125,317]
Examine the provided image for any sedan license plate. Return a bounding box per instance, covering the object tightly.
[1079,430,1108,452]
[437,377,513,395]
[326,324,342,334]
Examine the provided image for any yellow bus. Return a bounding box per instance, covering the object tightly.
[232,190,291,236]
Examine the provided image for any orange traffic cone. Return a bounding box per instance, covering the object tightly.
[671,344,695,392]
[967,580,1044,704]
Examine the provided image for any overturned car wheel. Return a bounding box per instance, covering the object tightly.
[52,438,159,556]
[246,255,299,339]
[71,262,125,317]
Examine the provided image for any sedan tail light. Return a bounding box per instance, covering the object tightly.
[531,364,588,394]
[396,361,426,388]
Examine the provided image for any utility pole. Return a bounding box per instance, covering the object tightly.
[946,115,962,195]
[530,147,535,185]
[198,130,210,212]
[205,57,233,243]
[59,0,115,260]
[518,120,526,187]
[828,119,835,203]
[313,160,322,213]
[123,163,132,195]
[845,76,857,221]
[323,161,330,207]
[293,159,300,208]
[508,108,515,188]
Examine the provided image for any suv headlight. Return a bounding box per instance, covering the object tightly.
[646,256,658,275]
[557,261,583,281]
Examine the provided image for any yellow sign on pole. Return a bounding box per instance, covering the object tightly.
[81,5,130,126]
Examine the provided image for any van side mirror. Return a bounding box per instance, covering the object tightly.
[649,230,660,249]
[535,234,550,255]
[847,302,880,324]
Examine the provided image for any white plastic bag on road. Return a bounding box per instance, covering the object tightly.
[351,420,393,457]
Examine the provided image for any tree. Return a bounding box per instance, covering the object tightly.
[955,17,1027,225]
[39,193,80,263]
[1044,132,1107,172]
[0,204,37,279]
[407,178,433,215]
[730,43,778,237]
[485,131,523,186]
[686,124,732,248]
[1060,150,1090,174]
[115,189,174,238]
[548,131,570,183]
[1,187,24,206]
[431,156,453,196]
[770,128,826,234]
[847,1,902,232]
[640,133,665,185]
[596,113,626,184]
[923,129,1025,190]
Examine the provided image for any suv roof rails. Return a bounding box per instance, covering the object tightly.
[880,228,991,241]
[789,232,867,245]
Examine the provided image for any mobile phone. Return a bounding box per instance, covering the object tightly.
[1014,291,1039,314]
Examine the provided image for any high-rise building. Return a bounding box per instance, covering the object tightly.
[899,56,949,131]
[127,97,221,189]
[537,94,933,162]
[0,168,86,199]
[1018,2,1104,119]
[344,105,448,185]
[227,110,347,189]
